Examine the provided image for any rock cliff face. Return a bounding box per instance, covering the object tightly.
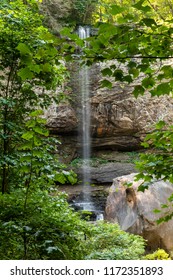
[90,83,173,150]
[46,61,173,158]
[40,0,73,33]
[105,173,173,254]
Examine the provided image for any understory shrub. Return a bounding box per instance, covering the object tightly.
[85,221,146,260]
[143,249,171,260]
[0,189,146,260]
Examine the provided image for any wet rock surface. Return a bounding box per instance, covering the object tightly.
[59,184,109,217]
[76,162,136,184]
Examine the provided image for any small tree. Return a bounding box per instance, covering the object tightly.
[0,0,66,193]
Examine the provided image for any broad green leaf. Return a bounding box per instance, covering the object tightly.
[22,131,34,140]
[156,82,171,95]
[19,165,30,173]
[113,70,124,81]
[133,0,151,12]
[142,77,155,89]
[54,173,67,184]
[138,183,149,192]
[67,175,78,185]
[33,126,49,136]
[101,68,112,77]
[111,4,126,16]
[153,209,161,214]
[142,18,157,27]
[41,63,52,72]
[133,85,145,98]
[161,204,169,209]
[155,120,166,129]
[161,65,173,78]
[34,136,42,146]
[123,75,133,83]
[30,110,43,117]
[16,43,31,55]
[100,79,112,88]
[29,64,41,74]
[18,142,33,150]
[168,194,173,202]
[129,68,139,78]
[18,67,34,80]
[33,150,43,157]
[20,155,32,162]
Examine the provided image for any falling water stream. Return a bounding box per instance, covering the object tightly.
[78,26,93,211]
[71,26,104,219]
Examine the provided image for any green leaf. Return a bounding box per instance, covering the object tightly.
[133,0,151,12]
[33,150,43,157]
[113,70,124,81]
[153,209,161,214]
[30,110,43,117]
[133,85,145,98]
[67,175,78,185]
[18,142,33,150]
[22,131,34,140]
[34,136,42,146]
[142,77,155,89]
[54,173,67,184]
[155,120,166,129]
[161,65,173,78]
[161,204,169,209]
[156,82,171,95]
[41,63,52,72]
[29,64,41,74]
[142,18,157,27]
[20,155,32,162]
[111,4,126,15]
[168,194,173,202]
[101,68,112,77]
[16,43,31,55]
[18,67,34,80]
[33,126,49,136]
[129,68,139,78]
[138,182,149,192]
[19,165,30,173]
[100,79,112,88]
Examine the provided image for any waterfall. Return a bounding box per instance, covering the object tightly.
[78,26,93,210]
[78,26,90,40]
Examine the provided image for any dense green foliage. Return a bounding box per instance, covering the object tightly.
[72,0,173,224]
[69,0,99,25]
[1,0,173,260]
[0,0,67,193]
[86,222,145,260]
[0,189,145,259]
[0,0,147,260]
[143,249,171,260]
[135,121,173,223]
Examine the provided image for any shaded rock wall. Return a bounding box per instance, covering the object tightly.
[46,60,173,160]
[40,0,73,33]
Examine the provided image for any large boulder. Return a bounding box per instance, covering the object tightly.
[105,173,173,254]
